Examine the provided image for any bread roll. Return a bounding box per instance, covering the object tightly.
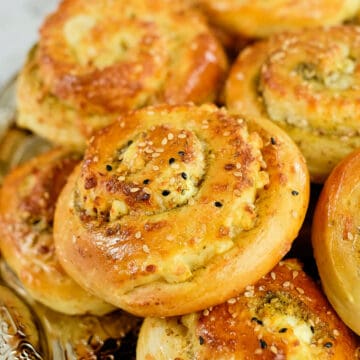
[17,0,228,148]
[225,26,360,182]
[0,148,114,315]
[312,148,360,335]
[195,0,360,38]
[137,259,359,359]
[54,103,309,317]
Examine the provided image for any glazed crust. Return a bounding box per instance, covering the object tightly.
[137,259,358,359]
[54,104,309,317]
[37,0,228,114]
[312,148,360,335]
[196,0,360,38]
[225,26,360,183]
[0,148,114,315]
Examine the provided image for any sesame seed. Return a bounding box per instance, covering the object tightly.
[283,281,290,288]
[270,345,278,354]
[270,272,276,280]
[152,153,160,158]
[162,190,171,196]
[138,142,146,147]
[120,121,125,128]
[223,131,231,136]
[348,232,354,241]
[135,231,142,239]
[118,176,126,181]
[143,187,151,194]
[172,163,180,169]
[292,271,299,279]
[201,125,209,129]
[161,138,168,145]
[178,133,187,139]
[168,133,174,140]
[106,164,113,171]
[169,177,176,185]
[254,349,263,355]
[333,329,340,337]
[142,245,150,253]
[234,172,242,177]
[227,298,237,304]
[296,287,305,294]
[130,188,140,193]
[153,165,159,171]
[156,148,164,153]
[188,198,195,206]
[203,309,210,316]
[214,201,223,207]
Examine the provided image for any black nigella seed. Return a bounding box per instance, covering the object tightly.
[251,317,263,326]
[279,328,287,333]
[169,158,176,165]
[259,339,267,349]
[199,336,205,345]
[162,190,170,196]
[291,190,299,196]
[214,201,223,208]
[270,137,277,145]
[178,151,185,156]
[143,179,150,185]
[106,164,113,171]
[181,172,188,180]
[310,326,315,334]
[127,140,133,146]
[324,342,333,348]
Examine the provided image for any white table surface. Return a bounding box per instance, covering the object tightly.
[0,0,59,88]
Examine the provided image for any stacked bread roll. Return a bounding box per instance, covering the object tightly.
[1,0,360,358]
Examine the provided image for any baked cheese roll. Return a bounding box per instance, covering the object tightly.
[0,148,114,315]
[312,148,360,335]
[225,26,360,183]
[195,0,360,38]
[137,259,359,360]
[54,104,309,317]
[37,0,226,112]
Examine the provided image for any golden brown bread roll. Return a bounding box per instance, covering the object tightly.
[312,148,360,335]
[0,148,114,315]
[137,259,359,360]
[54,103,309,317]
[17,0,228,148]
[195,0,360,38]
[225,25,360,183]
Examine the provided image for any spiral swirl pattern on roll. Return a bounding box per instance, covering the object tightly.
[137,259,358,359]
[226,26,360,182]
[54,104,309,317]
[0,148,114,315]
